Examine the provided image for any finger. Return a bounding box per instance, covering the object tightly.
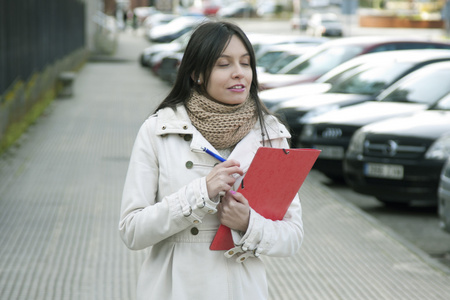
[229,191,249,206]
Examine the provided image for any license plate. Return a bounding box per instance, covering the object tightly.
[316,145,344,159]
[364,163,404,180]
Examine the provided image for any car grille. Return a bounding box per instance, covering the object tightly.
[364,135,430,159]
[316,124,356,139]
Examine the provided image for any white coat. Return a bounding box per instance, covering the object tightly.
[119,105,304,300]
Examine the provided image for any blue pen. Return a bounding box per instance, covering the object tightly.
[202,147,226,162]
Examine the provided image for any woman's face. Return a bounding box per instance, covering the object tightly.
[205,35,253,105]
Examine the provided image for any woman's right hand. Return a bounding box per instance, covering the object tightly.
[206,159,243,199]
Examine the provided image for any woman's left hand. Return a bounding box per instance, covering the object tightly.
[217,191,250,233]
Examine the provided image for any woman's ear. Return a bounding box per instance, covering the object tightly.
[191,73,202,85]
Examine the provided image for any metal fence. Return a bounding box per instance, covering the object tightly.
[0,0,86,94]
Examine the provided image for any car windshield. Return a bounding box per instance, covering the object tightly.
[285,45,364,75]
[322,20,341,26]
[258,51,285,68]
[327,62,414,95]
[379,67,450,105]
[432,93,450,110]
[267,54,301,74]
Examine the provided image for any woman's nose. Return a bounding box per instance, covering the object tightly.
[232,64,244,79]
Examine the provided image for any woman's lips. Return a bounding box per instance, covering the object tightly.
[228,84,245,92]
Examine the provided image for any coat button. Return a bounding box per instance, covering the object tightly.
[183,125,188,130]
[191,227,199,235]
[184,134,192,141]
[185,161,193,169]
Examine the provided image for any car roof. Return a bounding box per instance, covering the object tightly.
[248,33,328,45]
[259,43,318,53]
[319,36,450,47]
[318,49,450,82]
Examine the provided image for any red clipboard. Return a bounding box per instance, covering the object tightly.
[210,147,321,250]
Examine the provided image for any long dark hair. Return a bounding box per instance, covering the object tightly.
[154,21,273,144]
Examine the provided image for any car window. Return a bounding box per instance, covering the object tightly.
[433,93,450,110]
[320,64,363,85]
[370,43,450,53]
[258,51,284,68]
[369,44,398,53]
[267,54,300,74]
[393,43,450,50]
[328,62,414,95]
[285,45,364,75]
[379,67,450,105]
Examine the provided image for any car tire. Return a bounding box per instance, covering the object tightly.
[139,54,147,67]
[377,198,410,208]
[438,197,450,233]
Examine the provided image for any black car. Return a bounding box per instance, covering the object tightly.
[343,93,450,206]
[272,49,450,147]
[298,61,450,181]
[158,52,183,83]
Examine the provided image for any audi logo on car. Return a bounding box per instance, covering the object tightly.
[321,128,342,138]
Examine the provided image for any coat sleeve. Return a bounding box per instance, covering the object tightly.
[118,118,219,251]
[232,136,304,258]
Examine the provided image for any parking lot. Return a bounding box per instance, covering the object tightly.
[230,17,450,270]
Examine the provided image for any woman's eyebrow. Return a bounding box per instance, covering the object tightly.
[220,53,250,58]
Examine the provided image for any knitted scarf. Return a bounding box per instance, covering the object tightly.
[186,92,258,149]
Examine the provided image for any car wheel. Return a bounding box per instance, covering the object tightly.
[438,197,450,233]
[139,54,147,67]
[323,173,346,184]
[377,198,410,208]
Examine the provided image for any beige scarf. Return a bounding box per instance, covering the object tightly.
[186,92,258,149]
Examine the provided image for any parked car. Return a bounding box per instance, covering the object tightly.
[143,13,177,41]
[216,2,257,18]
[298,61,450,181]
[343,93,450,206]
[148,15,207,43]
[257,1,283,17]
[258,36,450,90]
[139,30,192,68]
[256,43,317,72]
[133,6,159,23]
[202,2,221,16]
[290,14,310,30]
[158,52,183,83]
[438,156,450,232]
[250,34,328,59]
[306,13,343,37]
[264,46,318,74]
[270,49,450,143]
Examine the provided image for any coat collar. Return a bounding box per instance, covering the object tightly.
[155,104,291,171]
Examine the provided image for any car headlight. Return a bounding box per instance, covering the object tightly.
[425,134,450,160]
[347,129,367,155]
[300,124,316,140]
[298,104,340,124]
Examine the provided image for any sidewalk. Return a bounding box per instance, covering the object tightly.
[1,28,450,300]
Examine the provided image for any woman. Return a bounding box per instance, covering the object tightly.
[119,21,304,300]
